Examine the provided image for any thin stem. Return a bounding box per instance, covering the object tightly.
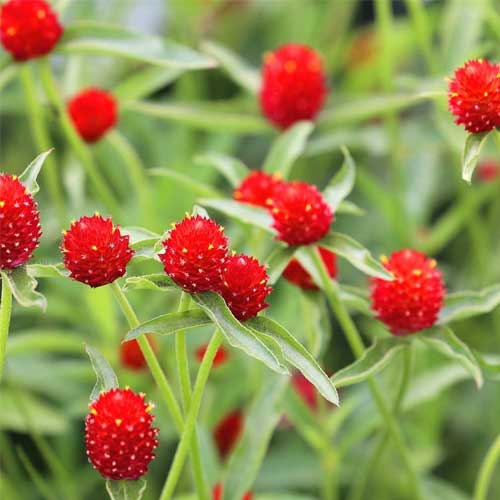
[474,434,500,500]
[160,329,223,500]
[0,275,13,384]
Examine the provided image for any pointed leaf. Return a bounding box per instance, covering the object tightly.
[323,146,356,211]
[123,274,178,293]
[27,264,68,279]
[106,479,147,500]
[473,351,500,381]
[462,131,490,183]
[121,226,160,245]
[85,344,119,401]
[19,150,53,194]
[1,268,46,310]
[266,245,297,285]
[194,153,249,187]
[338,285,372,316]
[337,200,365,216]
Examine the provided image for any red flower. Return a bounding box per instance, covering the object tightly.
[270,181,332,246]
[0,174,41,269]
[68,88,118,143]
[218,253,271,321]
[213,409,243,458]
[159,215,228,293]
[233,171,282,208]
[61,214,134,288]
[448,59,500,133]
[283,246,337,289]
[85,388,159,480]
[0,0,63,61]
[370,249,446,335]
[212,483,253,500]
[291,372,318,410]
[120,337,158,372]
[476,159,499,182]
[195,344,229,367]
[260,43,327,129]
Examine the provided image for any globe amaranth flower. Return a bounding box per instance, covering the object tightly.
[233,171,283,208]
[120,336,158,372]
[85,388,159,480]
[68,88,118,143]
[476,159,499,182]
[213,409,244,458]
[159,215,228,293]
[370,249,446,335]
[61,214,134,288]
[195,344,229,367]
[218,253,271,321]
[448,59,500,133]
[283,246,337,290]
[270,181,332,246]
[0,174,41,269]
[0,0,63,61]
[260,43,327,129]
[212,483,252,500]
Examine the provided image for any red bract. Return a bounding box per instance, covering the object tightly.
[260,43,327,129]
[218,253,271,321]
[159,215,228,293]
[448,59,500,133]
[68,88,118,143]
[213,409,243,458]
[477,159,499,182]
[0,174,41,269]
[61,214,134,288]
[283,246,337,290]
[196,344,229,367]
[270,181,332,246]
[212,483,253,500]
[120,337,158,371]
[233,171,282,208]
[85,388,159,480]
[370,249,446,335]
[0,0,63,61]
[291,372,318,410]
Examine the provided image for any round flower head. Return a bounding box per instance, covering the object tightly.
[448,59,500,133]
[218,253,271,321]
[85,388,159,480]
[0,174,41,269]
[68,88,118,143]
[476,159,499,182]
[260,43,327,129]
[159,215,228,293]
[283,246,336,290]
[61,214,134,288]
[212,484,252,500]
[370,249,446,335]
[270,181,332,246]
[233,171,282,208]
[120,337,158,371]
[0,0,63,61]
[213,409,243,458]
[196,344,229,367]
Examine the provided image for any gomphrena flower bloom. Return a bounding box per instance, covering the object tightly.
[270,181,332,246]
[61,214,134,288]
[476,159,499,182]
[120,337,158,371]
[195,344,229,367]
[233,171,282,208]
[0,0,63,61]
[371,249,446,336]
[159,214,228,293]
[283,246,337,290]
[68,88,118,143]
[448,59,500,133]
[0,174,41,269]
[213,409,244,458]
[260,43,327,129]
[218,253,271,321]
[85,388,159,480]
[212,483,253,500]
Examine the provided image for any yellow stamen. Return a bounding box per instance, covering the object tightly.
[412,269,422,276]
[380,254,389,264]
[0,201,5,208]
[182,247,188,253]
[208,243,214,250]
[91,245,98,251]
[90,408,98,416]
[429,259,437,269]
[115,418,122,426]
[284,60,297,73]
[145,405,154,413]
[305,204,312,212]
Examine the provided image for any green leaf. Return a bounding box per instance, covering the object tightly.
[7,331,83,356]
[438,284,500,324]
[322,146,356,211]
[192,292,288,374]
[85,344,119,401]
[26,264,68,279]
[336,200,365,216]
[462,131,490,183]
[121,226,161,244]
[263,121,314,178]
[473,351,500,381]
[150,168,222,198]
[123,274,178,293]
[125,310,211,340]
[332,338,407,388]
[248,316,339,405]
[19,150,53,195]
[1,267,46,310]
[194,153,249,187]
[266,246,298,285]
[320,232,394,280]
[199,198,275,233]
[200,40,260,94]
[338,285,372,316]
[419,327,483,388]
[106,479,147,500]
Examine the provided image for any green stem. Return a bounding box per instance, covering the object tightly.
[474,433,500,500]
[0,275,13,384]
[310,247,422,500]
[160,328,223,500]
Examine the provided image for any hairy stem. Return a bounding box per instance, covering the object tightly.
[0,275,13,383]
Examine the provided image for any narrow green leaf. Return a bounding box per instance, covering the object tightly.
[192,292,288,374]
[106,479,147,500]
[462,131,490,183]
[336,200,365,216]
[7,331,83,356]
[473,351,500,381]
[248,316,339,405]
[27,264,68,279]
[150,168,222,198]
[123,274,178,293]
[263,121,314,178]
[19,150,53,195]
[1,268,46,310]
[322,146,356,211]
[125,310,211,340]
[332,338,407,388]
[338,285,373,316]
[121,226,160,244]
[121,227,161,261]
[194,153,249,187]
[266,246,297,285]
[85,344,119,401]
[17,448,58,500]
[438,284,500,324]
